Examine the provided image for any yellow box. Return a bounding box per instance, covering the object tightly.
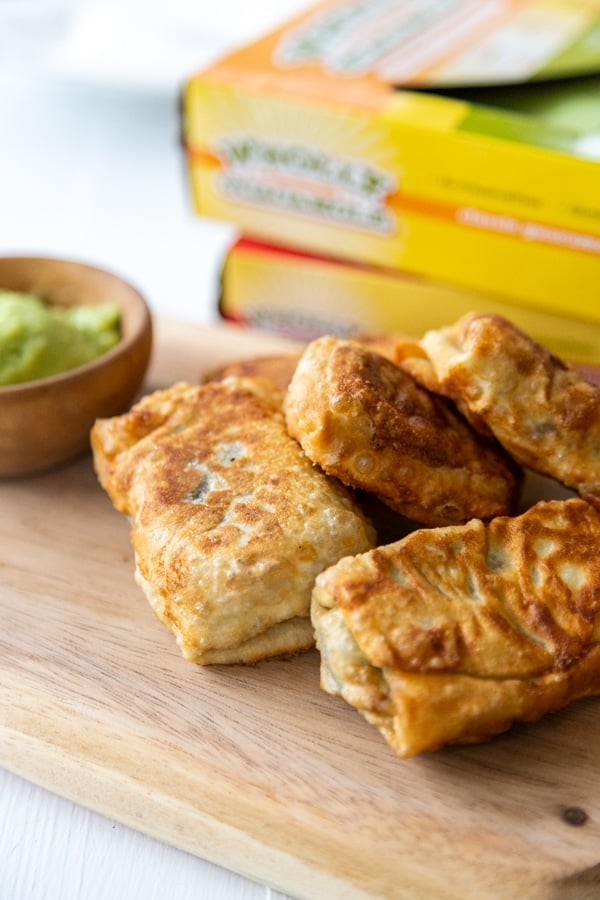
[183,0,600,324]
[220,238,600,371]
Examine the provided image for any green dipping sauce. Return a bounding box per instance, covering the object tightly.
[0,290,121,386]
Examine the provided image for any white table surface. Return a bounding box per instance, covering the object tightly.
[0,3,310,898]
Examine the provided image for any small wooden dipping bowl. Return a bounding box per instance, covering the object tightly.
[0,256,152,477]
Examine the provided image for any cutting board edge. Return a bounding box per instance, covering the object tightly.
[0,717,385,900]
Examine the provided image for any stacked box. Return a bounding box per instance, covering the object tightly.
[183,0,600,332]
[220,237,600,369]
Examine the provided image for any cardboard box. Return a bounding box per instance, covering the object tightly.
[220,238,600,368]
[183,0,600,324]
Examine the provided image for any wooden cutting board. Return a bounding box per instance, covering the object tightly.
[2,318,600,900]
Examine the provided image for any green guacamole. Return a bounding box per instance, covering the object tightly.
[0,290,121,386]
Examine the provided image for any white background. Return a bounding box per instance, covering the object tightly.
[0,0,309,323]
[0,2,311,899]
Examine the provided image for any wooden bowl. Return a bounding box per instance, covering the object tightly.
[0,256,153,477]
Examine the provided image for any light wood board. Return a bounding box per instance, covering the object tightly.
[2,318,600,900]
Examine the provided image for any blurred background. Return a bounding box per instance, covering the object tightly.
[0,0,308,322]
[2,0,599,334]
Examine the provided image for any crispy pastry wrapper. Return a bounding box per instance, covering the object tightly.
[312,498,600,757]
[418,312,600,505]
[92,377,376,664]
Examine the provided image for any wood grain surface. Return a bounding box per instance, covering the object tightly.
[2,318,600,900]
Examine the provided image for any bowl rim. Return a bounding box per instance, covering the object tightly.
[0,255,152,395]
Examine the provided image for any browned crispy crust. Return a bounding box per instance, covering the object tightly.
[200,333,403,394]
[421,313,600,505]
[352,330,409,361]
[312,498,600,757]
[393,333,494,438]
[91,377,375,665]
[202,352,303,394]
[284,335,521,526]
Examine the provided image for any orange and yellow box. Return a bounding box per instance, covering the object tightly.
[183,0,600,328]
[220,238,600,369]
